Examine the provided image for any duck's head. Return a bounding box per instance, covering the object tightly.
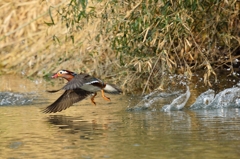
[52,70,77,81]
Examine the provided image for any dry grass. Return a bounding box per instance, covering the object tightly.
[0,0,118,77]
[102,0,240,92]
[0,0,240,94]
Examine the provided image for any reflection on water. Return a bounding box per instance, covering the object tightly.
[0,75,240,159]
[1,105,240,159]
[47,115,108,138]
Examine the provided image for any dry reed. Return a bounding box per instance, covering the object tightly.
[0,0,117,77]
[0,0,240,93]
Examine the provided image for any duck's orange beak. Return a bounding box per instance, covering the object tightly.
[51,73,59,78]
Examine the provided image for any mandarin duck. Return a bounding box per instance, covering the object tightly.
[42,70,122,113]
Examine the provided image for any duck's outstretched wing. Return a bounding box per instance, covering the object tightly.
[42,89,92,113]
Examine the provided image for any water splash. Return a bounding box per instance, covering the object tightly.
[127,90,182,111]
[0,92,36,106]
[190,89,215,109]
[161,86,191,112]
[190,86,240,109]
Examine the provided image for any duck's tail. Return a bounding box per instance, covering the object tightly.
[103,84,122,94]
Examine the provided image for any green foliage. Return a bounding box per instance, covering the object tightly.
[52,0,96,42]
[46,0,240,92]
[97,0,239,88]
[45,6,55,26]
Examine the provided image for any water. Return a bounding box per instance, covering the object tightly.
[0,75,240,159]
[190,86,240,109]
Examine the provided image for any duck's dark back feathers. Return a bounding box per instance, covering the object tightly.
[62,73,104,90]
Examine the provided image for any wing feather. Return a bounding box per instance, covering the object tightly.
[42,89,92,113]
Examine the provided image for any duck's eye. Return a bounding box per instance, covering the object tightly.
[59,71,63,74]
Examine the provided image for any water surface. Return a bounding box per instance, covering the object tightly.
[0,75,240,159]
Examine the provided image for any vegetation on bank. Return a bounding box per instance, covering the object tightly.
[0,0,239,93]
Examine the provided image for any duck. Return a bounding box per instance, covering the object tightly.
[42,70,122,113]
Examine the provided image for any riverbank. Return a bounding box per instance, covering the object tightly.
[1,0,239,93]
